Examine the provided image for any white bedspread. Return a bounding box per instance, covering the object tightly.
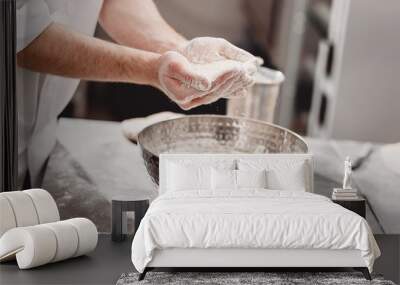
[131,190,380,272]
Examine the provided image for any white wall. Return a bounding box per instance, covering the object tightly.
[330,0,400,143]
[154,0,247,44]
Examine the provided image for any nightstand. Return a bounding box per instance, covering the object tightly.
[111,195,150,242]
[332,198,366,218]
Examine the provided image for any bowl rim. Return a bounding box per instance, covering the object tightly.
[137,114,309,156]
[256,67,285,85]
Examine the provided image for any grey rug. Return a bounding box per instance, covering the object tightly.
[116,272,396,285]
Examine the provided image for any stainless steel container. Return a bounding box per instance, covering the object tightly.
[137,115,308,184]
[227,67,285,123]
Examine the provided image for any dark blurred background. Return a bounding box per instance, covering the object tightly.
[62,0,400,144]
[62,0,330,136]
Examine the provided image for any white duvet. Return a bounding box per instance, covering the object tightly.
[131,190,380,272]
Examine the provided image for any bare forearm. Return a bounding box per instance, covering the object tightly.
[99,0,187,53]
[17,23,160,87]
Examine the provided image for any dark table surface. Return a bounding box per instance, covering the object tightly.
[0,234,133,285]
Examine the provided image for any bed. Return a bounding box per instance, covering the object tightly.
[131,153,380,281]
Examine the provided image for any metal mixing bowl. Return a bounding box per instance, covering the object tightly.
[138,115,308,184]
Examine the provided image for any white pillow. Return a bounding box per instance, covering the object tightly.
[267,164,306,191]
[211,168,236,190]
[236,169,268,189]
[238,158,308,191]
[211,169,268,190]
[167,162,211,191]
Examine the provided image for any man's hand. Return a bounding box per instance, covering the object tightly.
[178,37,263,75]
[177,37,263,99]
[157,51,251,110]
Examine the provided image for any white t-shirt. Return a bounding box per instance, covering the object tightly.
[17,0,103,187]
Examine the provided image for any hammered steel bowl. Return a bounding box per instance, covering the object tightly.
[137,115,308,184]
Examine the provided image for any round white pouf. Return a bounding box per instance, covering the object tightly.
[66,218,98,257]
[0,218,98,269]
[43,221,79,262]
[23,189,60,224]
[1,192,39,227]
[0,196,17,237]
[0,226,57,269]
